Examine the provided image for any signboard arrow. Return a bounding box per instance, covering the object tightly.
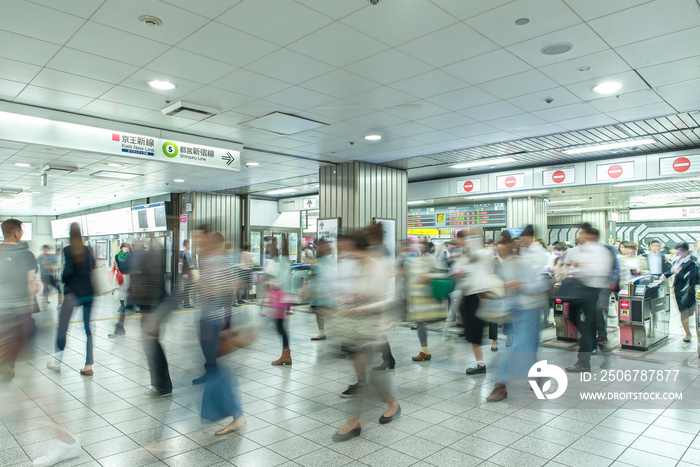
[222,151,235,166]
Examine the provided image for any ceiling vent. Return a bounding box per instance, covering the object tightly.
[161,101,220,121]
[41,164,77,174]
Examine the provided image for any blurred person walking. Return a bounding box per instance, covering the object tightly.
[405,238,448,362]
[309,238,335,341]
[130,239,173,397]
[452,228,497,374]
[38,244,62,308]
[562,224,615,372]
[180,239,194,307]
[196,232,245,434]
[109,242,131,337]
[330,231,399,441]
[594,231,621,344]
[0,220,81,467]
[646,239,670,276]
[486,226,550,402]
[48,223,96,376]
[0,219,37,381]
[664,242,698,342]
[264,236,294,365]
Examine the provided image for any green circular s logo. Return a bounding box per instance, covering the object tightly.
[163,141,179,158]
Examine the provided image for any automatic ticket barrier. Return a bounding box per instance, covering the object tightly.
[553,297,578,342]
[618,276,670,350]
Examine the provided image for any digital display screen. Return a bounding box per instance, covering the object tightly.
[409,203,506,229]
[131,202,168,233]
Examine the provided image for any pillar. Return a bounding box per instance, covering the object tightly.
[582,210,609,243]
[507,197,548,242]
[319,162,408,242]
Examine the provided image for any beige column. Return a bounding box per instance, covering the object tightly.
[507,197,548,241]
[319,161,408,241]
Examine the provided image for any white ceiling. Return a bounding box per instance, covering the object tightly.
[0,0,699,215]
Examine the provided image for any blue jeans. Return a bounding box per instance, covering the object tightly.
[493,306,541,385]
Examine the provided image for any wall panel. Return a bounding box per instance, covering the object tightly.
[191,192,242,252]
[319,162,407,241]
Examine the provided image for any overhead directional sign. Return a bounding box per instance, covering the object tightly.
[0,111,242,172]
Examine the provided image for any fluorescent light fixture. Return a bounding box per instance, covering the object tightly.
[562,138,656,155]
[14,162,31,167]
[173,179,185,182]
[613,176,700,187]
[546,198,587,204]
[245,162,260,167]
[107,163,123,168]
[450,157,516,169]
[266,188,297,195]
[148,80,176,90]
[90,171,140,180]
[364,134,382,141]
[41,164,76,174]
[549,206,616,213]
[593,81,622,94]
[465,189,548,200]
[407,200,427,205]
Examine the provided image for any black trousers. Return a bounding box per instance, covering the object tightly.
[275,318,289,348]
[141,297,174,393]
[569,286,600,368]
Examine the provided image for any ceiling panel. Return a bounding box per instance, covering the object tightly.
[0,0,84,45]
[0,29,61,66]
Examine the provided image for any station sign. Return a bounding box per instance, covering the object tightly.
[596,161,635,181]
[456,178,482,194]
[496,173,525,190]
[278,195,319,212]
[542,165,576,186]
[0,111,242,172]
[659,154,700,176]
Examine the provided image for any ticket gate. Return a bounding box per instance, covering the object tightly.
[553,297,578,342]
[618,276,670,350]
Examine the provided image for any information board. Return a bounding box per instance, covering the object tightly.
[85,208,133,236]
[0,222,31,241]
[132,202,168,233]
[408,202,506,229]
[51,216,87,238]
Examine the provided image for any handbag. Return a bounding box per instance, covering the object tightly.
[217,325,257,357]
[555,277,589,302]
[112,267,124,286]
[475,296,513,323]
[431,277,455,301]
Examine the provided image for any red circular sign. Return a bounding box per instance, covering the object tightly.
[463,180,474,192]
[552,170,566,184]
[608,164,623,178]
[673,157,690,173]
[505,176,517,188]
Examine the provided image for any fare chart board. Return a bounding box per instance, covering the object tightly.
[408,202,506,229]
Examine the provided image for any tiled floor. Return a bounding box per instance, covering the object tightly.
[2,295,700,467]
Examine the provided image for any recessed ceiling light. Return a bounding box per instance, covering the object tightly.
[139,15,162,26]
[107,163,123,168]
[364,134,382,141]
[266,188,297,195]
[515,18,529,25]
[245,162,260,167]
[14,162,31,167]
[593,81,622,94]
[562,138,656,155]
[148,80,176,90]
[90,171,141,180]
[541,42,573,56]
[31,191,40,194]
[173,179,185,182]
[450,156,516,169]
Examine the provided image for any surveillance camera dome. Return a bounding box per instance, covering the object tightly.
[369,0,379,4]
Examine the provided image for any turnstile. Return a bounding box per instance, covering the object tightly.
[618,275,670,350]
[553,297,578,342]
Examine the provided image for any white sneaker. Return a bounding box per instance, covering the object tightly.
[32,438,81,467]
[46,362,61,373]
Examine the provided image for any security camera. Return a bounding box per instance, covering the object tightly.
[545,98,554,104]
[349,141,355,145]
[369,0,379,4]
